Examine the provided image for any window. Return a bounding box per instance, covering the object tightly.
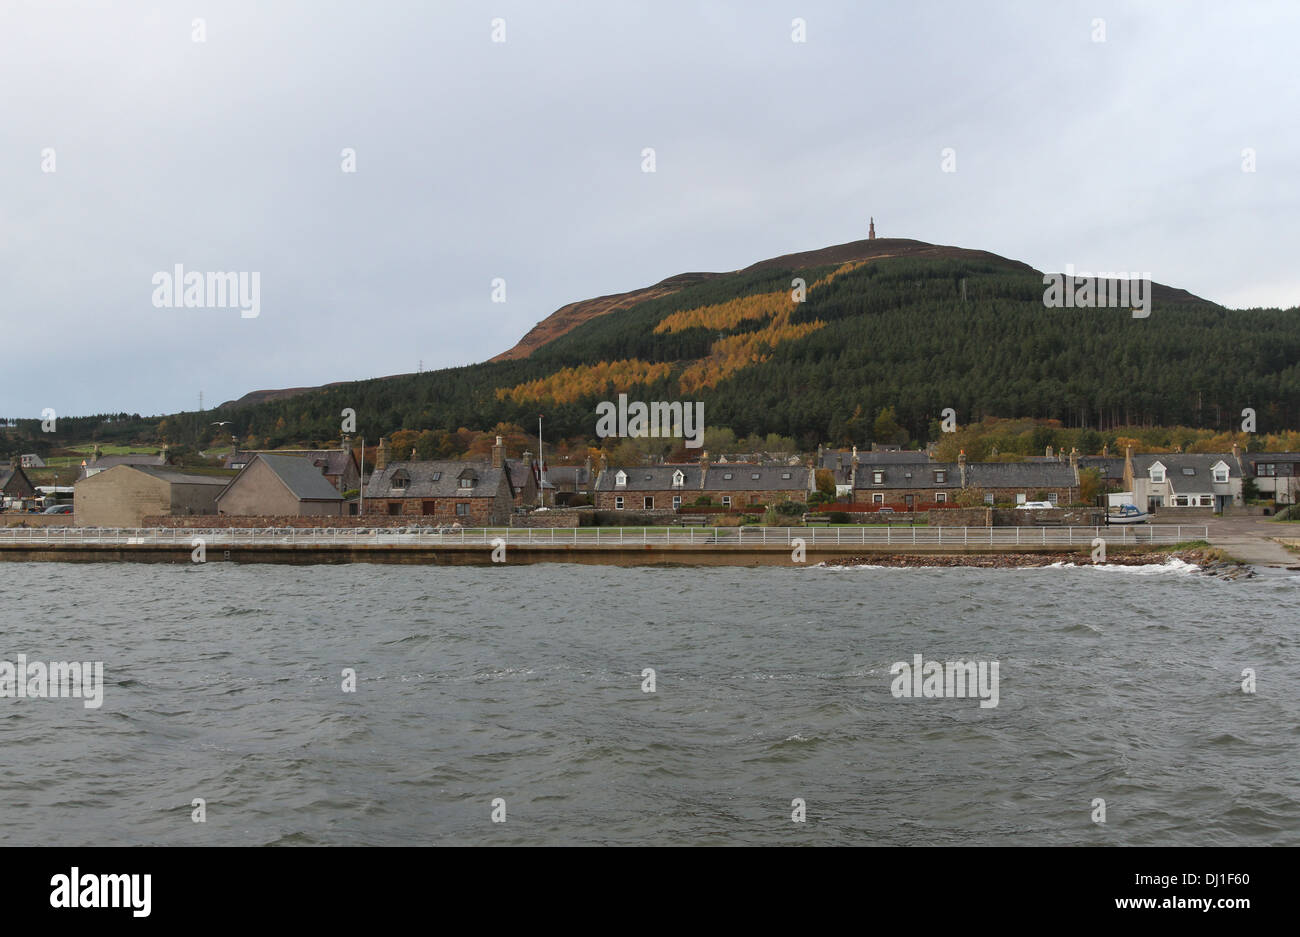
[873,493,884,503]
[615,496,624,510]
[934,470,946,483]
[672,495,681,509]
[935,492,947,503]
[983,493,994,504]
[459,477,474,488]
[391,470,409,491]
[751,473,760,480]
[1016,493,1027,504]
[422,501,436,515]
[873,471,884,484]
[430,472,441,481]
[1047,492,1058,505]
[1173,496,1189,506]
[455,503,468,516]
[723,472,733,480]
[781,472,791,480]
[750,495,760,505]
[1212,464,1228,483]
[643,497,654,509]
[672,470,685,488]
[387,502,402,515]
[722,496,732,507]
[1200,495,1213,506]
[615,471,627,487]
[1150,466,1165,483]
[1257,463,1276,477]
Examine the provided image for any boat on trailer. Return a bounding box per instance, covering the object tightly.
[1107,503,1151,525]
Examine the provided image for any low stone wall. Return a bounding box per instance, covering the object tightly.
[593,510,680,527]
[509,510,589,528]
[930,508,1103,527]
[1149,506,1218,519]
[929,508,992,527]
[810,512,924,524]
[145,515,417,528]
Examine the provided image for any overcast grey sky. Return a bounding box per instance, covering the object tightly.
[3,0,1296,418]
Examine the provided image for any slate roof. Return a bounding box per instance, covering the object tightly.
[819,449,929,470]
[126,466,229,486]
[364,461,507,499]
[594,464,809,491]
[81,453,165,476]
[254,454,344,501]
[853,461,1078,489]
[703,465,810,490]
[0,466,34,490]
[964,461,1078,488]
[854,462,960,489]
[594,465,704,491]
[229,449,353,476]
[1244,452,1300,472]
[1132,453,1240,479]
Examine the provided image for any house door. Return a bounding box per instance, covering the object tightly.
[1215,495,1228,512]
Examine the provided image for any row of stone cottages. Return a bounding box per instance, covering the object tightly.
[51,436,1297,527]
[68,436,575,526]
[817,443,1278,513]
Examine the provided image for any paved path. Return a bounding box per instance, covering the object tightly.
[1202,516,1300,568]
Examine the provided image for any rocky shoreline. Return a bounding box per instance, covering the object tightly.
[822,548,1255,578]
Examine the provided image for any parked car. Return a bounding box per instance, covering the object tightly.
[1015,501,1055,510]
[875,506,895,514]
[42,504,73,514]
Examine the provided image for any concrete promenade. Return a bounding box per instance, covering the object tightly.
[0,524,1208,567]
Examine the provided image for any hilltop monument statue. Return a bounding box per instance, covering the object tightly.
[868,217,876,240]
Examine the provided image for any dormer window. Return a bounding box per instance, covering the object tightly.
[458,469,478,489]
[615,471,627,487]
[459,477,474,488]
[1149,463,1165,484]
[1212,462,1229,483]
[934,470,946,483]
[672,470,685,488]
[872,471,884,484]
[390,470,410,491]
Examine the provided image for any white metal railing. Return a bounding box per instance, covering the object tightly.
[0,525,1207,547]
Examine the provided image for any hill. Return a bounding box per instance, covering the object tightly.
[10,237,1297,456]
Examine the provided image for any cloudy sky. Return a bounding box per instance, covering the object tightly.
[3,0,1296,418]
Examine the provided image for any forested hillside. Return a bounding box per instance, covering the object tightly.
[7,240,1299,457]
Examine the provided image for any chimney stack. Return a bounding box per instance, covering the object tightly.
[376,437,390,471]
[492,435,504,469]
[958,449,968,488]
[1232,442,1242,469]
[1045,445,1054,459]
[699,450,710,488]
